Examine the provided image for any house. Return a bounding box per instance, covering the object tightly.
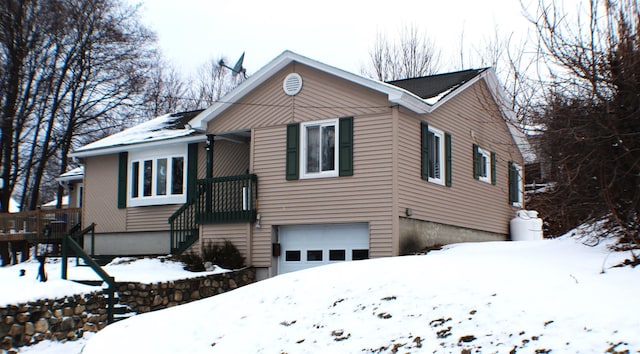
[70,51,527,279]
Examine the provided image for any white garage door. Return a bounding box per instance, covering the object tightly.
[277,223,369,275]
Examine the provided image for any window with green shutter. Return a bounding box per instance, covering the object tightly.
[288,117,353,180]
[473,144,494,185]
[421,122,447,186]
[509,161,524,206]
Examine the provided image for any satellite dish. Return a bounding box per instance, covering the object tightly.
[219,52,247,78]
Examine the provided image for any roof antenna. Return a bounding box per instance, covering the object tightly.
[219,52,247,79]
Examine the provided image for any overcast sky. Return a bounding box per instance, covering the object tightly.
[131,0,544,77]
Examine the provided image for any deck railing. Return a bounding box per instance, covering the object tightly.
[195,174,258,224]
[0,208,81,242]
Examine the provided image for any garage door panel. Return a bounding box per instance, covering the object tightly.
[278,223,369,274]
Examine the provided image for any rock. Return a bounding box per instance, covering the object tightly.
[15,312,29,324]
[62,307,74,317]
[190,290,200,300]
[74,305,86,315]
[34,319,49,333]
[174,291,183,302]
[83,323,98,332]
[4,316,14,325]
[24,322,35,335]
[152,295,163,307]
[1,335,13,350]
[53,309,62,318]
[229,279,238,289]
[8,324,24,336]
[59,317,75,332]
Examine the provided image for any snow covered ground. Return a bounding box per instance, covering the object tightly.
[0,256,227,307]
[3,231,639,353]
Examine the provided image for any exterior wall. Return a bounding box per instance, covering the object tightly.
[84,154,126,233]
[200,223,250,262]
[212,139,250,177]
[206,63,397,267]
[397,79,524,237]
[399,217,506,254]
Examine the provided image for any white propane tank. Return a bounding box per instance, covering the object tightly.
[510,210,543,241]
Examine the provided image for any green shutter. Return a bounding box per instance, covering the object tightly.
[509,161,518,204]
[117,152,128,209]
[286,123,299,180]
[491,151,497,185]
[421,122,429,181]
[445,133,452,187]
[472,144,480,180]
[187,143,198,200]
[339,116,354,176]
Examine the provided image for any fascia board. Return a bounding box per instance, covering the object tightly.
[70,134,206,158]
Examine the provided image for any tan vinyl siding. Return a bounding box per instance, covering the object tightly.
[212,140,250,177]
[83,154,126,233]
[197,142,206,179]
[126,204,180,232]
[207,63,390,134]
[397,80,524,235]
[201,223,250,262]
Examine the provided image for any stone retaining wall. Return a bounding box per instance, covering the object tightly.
[0,268,256,350]
[0,292,108,350]
[116,268,255,313]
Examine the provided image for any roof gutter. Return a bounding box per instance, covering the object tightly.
[70,134,207,158]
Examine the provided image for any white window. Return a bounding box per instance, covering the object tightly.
[129,145,187,207]
[426,126,445,185]
[477,147,491,184]
[300,119,338,179]
[510,162,524,207]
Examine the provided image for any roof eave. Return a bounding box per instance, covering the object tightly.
[70,134,207,158]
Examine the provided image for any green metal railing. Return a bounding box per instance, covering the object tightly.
[196,174,258,224]
[168,197,199,254]
[169,174,258,254]
[61,223,116,324]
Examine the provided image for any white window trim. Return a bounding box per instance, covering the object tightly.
[128,145,187,207]
[512,162,524,208]
[477,147,491,184]
[300,118,339,179]
[428,126,445,186]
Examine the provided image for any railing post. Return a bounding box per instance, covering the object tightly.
[90,224,95,257]
[61,234,68,280]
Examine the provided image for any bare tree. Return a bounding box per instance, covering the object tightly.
[139,55,190,119]
[526,0,640,246]
[189,56,244,109]
[362,24,441,81]
[0,0,156,212]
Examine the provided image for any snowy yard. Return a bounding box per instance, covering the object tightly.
[3,229,640,353]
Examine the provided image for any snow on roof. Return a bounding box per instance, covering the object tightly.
[43,195,69,207]
[57,166,84,182]
[72,111,204,157]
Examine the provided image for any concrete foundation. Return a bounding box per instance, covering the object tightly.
[399,217,507,255]
[83,231,170,256]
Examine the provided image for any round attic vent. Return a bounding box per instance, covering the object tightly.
[283,73,303,96]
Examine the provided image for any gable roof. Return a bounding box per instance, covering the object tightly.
[189,50,529,160]
[387,68,489,104]
[71,110,206,158]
